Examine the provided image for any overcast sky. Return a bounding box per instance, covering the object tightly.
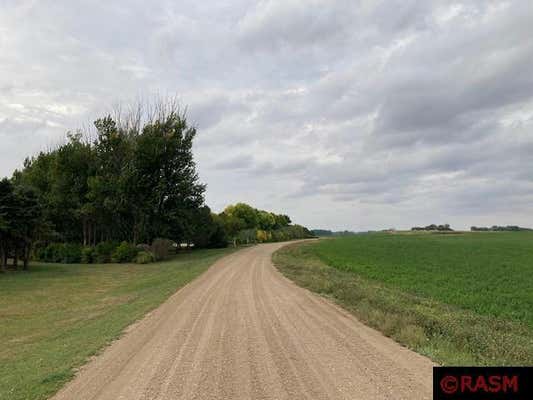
[1,1,532,231]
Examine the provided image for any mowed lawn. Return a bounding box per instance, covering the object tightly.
[274,232,533,365]
[0,248,234,400]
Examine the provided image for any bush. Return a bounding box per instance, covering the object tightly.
[34,243,46,261]
[111,241,139,263]
[256,229,269,243]
[136,243,151,252]
[81,246,95,263]
[35,244,49,262]
[134,251,155,264]
[207,220,228,248]
[95,241,119,263]
[39,243,60,263]
[35,243,82,263]
[151,238,174,261]
[62,243,82,263]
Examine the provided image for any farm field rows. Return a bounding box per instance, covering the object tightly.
[0,248,234,400]
[273,232,533,365]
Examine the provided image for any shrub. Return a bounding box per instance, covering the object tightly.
[37,243,63,263]
[111,241,139,263]
[35,245,48,262]
[95,241,119,263]
[256,229,269,243]
[151,238,174,261]
[33,243,47,261]
[35,243,83,263]
[136,243,151,252]
[62,243,82,263]
[81,247,95,263]
[134,251,155,264]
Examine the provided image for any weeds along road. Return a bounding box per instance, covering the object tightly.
[52,242,434,400]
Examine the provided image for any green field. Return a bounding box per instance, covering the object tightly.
[273,232,533,365]
[0,248,234,400]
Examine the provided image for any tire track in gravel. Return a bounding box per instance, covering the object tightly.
[52,243,434,400]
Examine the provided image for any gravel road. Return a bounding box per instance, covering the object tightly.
[52,242,433,400]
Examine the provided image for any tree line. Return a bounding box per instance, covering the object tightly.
[411,224,453,232]
[218,202,313,245]
[470,225,531,232]
[0,101,312,269]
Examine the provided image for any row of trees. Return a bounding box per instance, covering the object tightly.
[471,225,531,232]
[411,224,453,231]
[1,102,312,269]
[13,105,208,247]
[0,103,219,269]
[218,202,313,245]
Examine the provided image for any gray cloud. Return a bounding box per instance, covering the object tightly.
[212,154,253,171]
[1,0,533,231]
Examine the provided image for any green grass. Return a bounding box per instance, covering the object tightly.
[273,233,533,366]
[0,248,235,400]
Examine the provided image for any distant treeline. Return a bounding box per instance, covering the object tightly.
[311,229,356,237]
[470,225,532,232]
[0,101,312,270]
[411,224,453,231]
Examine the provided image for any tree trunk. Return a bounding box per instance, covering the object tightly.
[82,219,87,246]
[3,245,7,270]
[22,243,30,271]
[0,244,6,272]
[133,220,138,245]
[13,246,18,268]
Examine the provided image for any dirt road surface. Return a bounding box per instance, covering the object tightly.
[52,243,434,400]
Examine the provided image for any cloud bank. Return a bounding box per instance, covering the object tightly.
[1,0,532,230]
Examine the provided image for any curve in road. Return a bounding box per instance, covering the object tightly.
[52,242,434,400]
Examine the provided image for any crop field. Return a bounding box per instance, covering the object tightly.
[273,232,533,365]
[0,248,234,400]
[313,232,533,326]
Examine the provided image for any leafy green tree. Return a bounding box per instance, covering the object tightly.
[11,185,43,269]
[14,134,94,244]
[274,214,291,228]
[4,98,312,267]
[258,211,276,230]
[218,212,245,246]
[208,213,229,248]
[0,179,43,270]
[0,179,15,270]
[218,203,310,244]
[186,208,229,248]
[132,110,205,244]
[224,203,258,229]
[90,116,134,242]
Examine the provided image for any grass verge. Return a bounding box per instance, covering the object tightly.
[0,247,235,400]
[273,241,533,366]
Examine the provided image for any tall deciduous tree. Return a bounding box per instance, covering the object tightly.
[0,179,42,270]
[11,99,210,249]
